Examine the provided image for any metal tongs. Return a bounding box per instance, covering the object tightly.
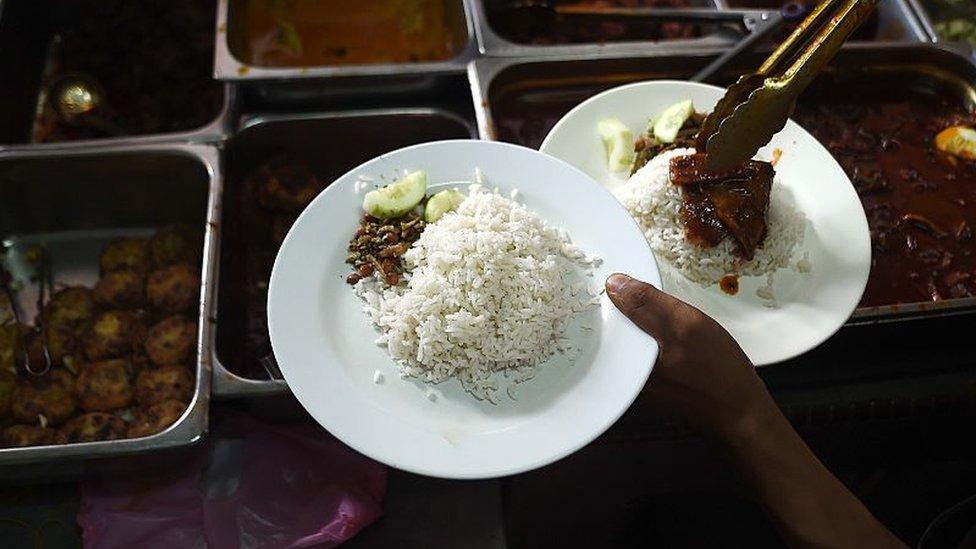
[697,0,880,171]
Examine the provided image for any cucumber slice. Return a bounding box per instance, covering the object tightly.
[424,188,465,222]
[653,99,694,144]
[363,170,427,219]
[597,117,635,173]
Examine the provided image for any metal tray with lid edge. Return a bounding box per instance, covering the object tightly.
[0,0,236,152]
[0,142,220,482]
[471,0,927,58]
[212,108,478,400]
[469,42,976,324]
[213,0,479,81]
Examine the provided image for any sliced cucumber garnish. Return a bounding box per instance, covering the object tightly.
[363,170,427,219]
[653,99,694,144]
[597,117,635,173]
[424,188,464,223]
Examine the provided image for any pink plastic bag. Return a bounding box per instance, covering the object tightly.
[79,411,387,549]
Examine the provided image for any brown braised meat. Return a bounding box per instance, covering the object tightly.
[669,153,774,260]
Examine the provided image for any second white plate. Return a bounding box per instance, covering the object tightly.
[540,80,871,366]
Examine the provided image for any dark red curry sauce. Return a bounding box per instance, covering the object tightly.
[793,75,976,307]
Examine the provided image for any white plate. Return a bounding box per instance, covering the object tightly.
[540,80,871,366]
[268,140,660,479]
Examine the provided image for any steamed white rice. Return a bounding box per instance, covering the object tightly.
[355,185,599,401]
[613,148,806,297]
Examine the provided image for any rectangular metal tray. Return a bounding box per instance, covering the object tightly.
[471,0,926,58]
[0,143,221,481]
[213,0,479,81]
[213,108,478,400]
[469,43,976,323]
[906,0,976,52]
[0,0,234,151]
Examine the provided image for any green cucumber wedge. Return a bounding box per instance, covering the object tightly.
[653,99,694,144]
[597,117,635,173]
[424,188,465,222]
[363,170,427,219]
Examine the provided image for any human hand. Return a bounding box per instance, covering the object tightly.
[605,273,776,442]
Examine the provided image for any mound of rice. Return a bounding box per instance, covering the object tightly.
[613,148,806,296]
[355,185,599,400]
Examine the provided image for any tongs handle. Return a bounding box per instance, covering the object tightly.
[762,0,878,96]
[700,0,879,170]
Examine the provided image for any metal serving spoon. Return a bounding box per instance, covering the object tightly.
[48,74,126,136]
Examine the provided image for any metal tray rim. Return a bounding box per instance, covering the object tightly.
[213,0,480,81]
[0,142,221,464]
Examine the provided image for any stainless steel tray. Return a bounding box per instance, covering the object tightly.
[469,43,976,323]
[471,0,927,58]
[213,108,478,400]
[0,0,234,151]
[472,0,739,57]
[906,0,976,55]
[0,143,221,481]
[213,0,479,81]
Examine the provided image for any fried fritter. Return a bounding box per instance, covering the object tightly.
[100,237,151,274]
[29,323,86,371]
[0,369,16,420]
[11,377,76,426]
[0,322,24,373]
[150,225,203,268]
[134,364,193,407]
[94,269,145,309]
[84,310,146,361]
[146,265,200,314]
[254,161,326,213]
[0,424,58,448]
[127,399,187,438]
[55,413,126,443]
[74,359,133,412]
[42,286,96,328]
[144,316,196,366]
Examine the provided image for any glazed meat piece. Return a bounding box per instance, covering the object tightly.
[84,310,146,361]
[127,399,187,438]
[100,237,151,274]
[94,269,146,309]
[0,369,16,420]
[253,159,327,213]
[670,154,774,260]
[55,413,127,443]
[11,377,77,426]
[150,225,204,268]
[144,316,197,366]
[134,364,194,407]
[0,425,58,448]
[147,265,200,314]
[74,359,134,412]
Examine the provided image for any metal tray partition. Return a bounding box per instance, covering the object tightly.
[0,0,234,151]
[0,143,221,481]
[213,109,478,400]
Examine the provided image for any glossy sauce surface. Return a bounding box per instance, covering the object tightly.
[794,75,976,307]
